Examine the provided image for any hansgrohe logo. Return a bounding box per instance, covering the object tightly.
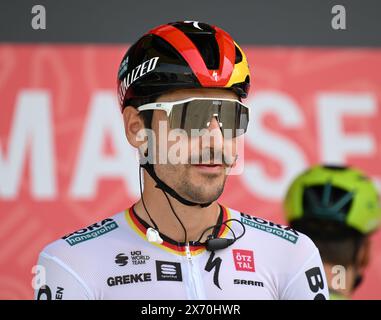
[240,213,299,244]
[62,219,119,246]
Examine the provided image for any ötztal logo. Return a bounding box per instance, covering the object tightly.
[232,249,255,272]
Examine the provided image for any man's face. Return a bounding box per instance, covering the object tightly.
[147,88,241,204]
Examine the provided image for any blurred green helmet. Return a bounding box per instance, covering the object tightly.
[284,165,381,235]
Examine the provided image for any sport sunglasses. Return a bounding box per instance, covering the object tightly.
[137,97,250,137]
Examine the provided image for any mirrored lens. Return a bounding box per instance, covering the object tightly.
[169,99,249,137]
[170,100,211,135]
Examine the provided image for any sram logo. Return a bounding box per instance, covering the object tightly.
[234,279,264,288]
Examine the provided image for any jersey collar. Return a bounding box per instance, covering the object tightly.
[124,204,231,256]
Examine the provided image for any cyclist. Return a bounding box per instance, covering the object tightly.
[35,21,328,300]
[284,164,381,299]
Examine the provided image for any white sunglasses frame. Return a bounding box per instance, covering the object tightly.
[136,97,250,118]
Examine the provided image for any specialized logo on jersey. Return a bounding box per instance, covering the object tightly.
[232,249,255,272]
[156,261,182,282]
[62,218,119,246]
[240,213,299,244]
[205,251,222,290]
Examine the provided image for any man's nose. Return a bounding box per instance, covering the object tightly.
[207,116,222,131]
[204,116,223,149]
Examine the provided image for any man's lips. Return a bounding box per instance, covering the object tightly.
[191,164,224,173]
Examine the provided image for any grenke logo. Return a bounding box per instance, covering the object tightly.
[107,273,151,287]
[62,218,119,246]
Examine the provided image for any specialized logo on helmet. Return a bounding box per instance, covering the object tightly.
[118,56,160,105]
[212,71,219,82]
[183,20,203,30]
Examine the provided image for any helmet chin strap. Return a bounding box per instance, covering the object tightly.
[352,272,363,291]
[140,163,212,208]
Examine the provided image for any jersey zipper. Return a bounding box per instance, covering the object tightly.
[183,242,206,299]
[185,242,192,261]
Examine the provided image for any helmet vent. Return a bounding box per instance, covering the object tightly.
[302,185,354,222]
[171,21,220,70]
[322,164,347,171]
[186,32,220,70]
[235,45,243,63]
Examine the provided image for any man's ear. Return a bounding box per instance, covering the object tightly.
[122,106,147,148]
[356,237,371,271]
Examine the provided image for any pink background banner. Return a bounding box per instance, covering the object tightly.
[0,45,380,299]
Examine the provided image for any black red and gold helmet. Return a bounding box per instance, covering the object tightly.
[117,21,251,110]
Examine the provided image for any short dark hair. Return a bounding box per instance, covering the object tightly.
[291,219,366,267]
[124,95,159,129]
[139,110,154,129]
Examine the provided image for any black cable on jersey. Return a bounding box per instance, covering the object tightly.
[139,160,245,250]
[162,189,188,244]
[139,164,188,243]
[196,219,246,251]
[197,219,245,242]
[138,166,159,230]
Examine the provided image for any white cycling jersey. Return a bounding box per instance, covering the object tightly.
[35,205,329,300]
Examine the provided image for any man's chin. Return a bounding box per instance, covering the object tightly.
[186,194,221,205]
[181,182,225,204]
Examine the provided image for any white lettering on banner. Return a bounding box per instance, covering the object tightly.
[242,91,307,200]
[1,90,377,202]
[0,91,56,199]
[69,92,139,199]
[317,93,376,163]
